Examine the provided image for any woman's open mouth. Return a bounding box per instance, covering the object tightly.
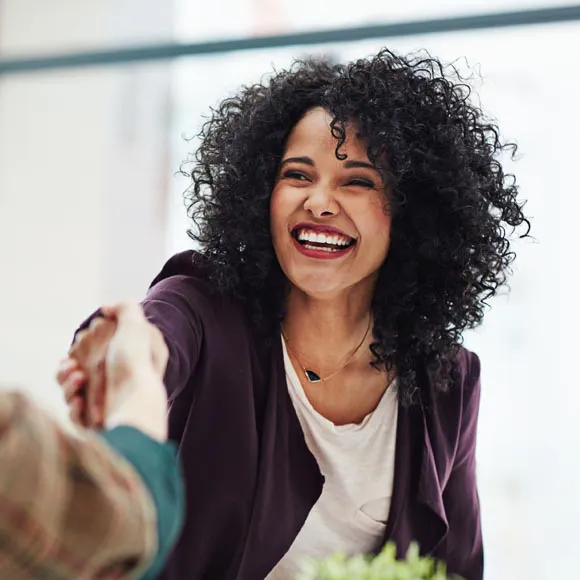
[290,225,356,259]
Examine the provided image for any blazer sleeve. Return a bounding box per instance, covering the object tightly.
[437,349,484,580]
[0,391,158,579]
[141,275,202,403]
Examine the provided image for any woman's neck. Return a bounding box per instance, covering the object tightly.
[282,287,374,369]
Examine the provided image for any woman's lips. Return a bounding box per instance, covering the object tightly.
[290,234,355,260]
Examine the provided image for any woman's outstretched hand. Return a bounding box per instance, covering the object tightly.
[56,303,169,441]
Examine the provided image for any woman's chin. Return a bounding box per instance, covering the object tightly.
[287,274,352,300]
[284,263,381,302]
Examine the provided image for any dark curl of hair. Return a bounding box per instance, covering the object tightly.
[185,48,529,405]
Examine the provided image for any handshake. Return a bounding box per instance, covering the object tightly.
[57,303,169,441]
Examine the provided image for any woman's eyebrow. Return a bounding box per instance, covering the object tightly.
[279,156,379,173]
[279,156,314,168]
[343,159,377,171]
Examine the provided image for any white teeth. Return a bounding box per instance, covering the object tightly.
[296,228,352,247]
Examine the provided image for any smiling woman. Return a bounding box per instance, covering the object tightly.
[59,49,528,580]
[271,108,391,301]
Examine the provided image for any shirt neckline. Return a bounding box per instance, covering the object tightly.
[281,334,397,435]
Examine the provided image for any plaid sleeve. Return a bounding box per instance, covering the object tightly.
[0,391,157,580]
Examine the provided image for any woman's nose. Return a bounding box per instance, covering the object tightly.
[302,184,340,218]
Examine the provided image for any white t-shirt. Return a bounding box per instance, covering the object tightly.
[266,338,398,579]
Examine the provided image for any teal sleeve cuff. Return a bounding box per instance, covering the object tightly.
[99,426,185,580]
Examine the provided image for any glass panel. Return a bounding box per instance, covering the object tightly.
[176,0,580,40]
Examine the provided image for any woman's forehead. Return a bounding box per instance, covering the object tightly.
[285,108,369,161]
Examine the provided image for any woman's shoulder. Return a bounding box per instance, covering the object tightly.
[147,251,218,303]
[148,251,209,290]
[420,346,481,427]
[454,345,481,401]
[145,251,246,326]
[426,345,481,433]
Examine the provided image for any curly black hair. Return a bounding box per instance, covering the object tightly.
[184,48,529,405]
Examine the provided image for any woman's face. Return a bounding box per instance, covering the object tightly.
[270,107,392,299]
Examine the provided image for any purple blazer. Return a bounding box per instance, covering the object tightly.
[81,250,483,580]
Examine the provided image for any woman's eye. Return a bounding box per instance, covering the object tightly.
[347,179,375,189]
[283,170,309,181]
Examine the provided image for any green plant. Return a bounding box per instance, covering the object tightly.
[297,543,463,580]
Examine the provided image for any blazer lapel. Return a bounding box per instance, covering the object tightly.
[235,335,324,580]
[414,406,449,553]
[384,395,449,558]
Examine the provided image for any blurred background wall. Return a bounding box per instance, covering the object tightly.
[1,1,579,577]
[0,0,175,416]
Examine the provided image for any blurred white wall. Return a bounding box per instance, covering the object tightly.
[0,0,175,418]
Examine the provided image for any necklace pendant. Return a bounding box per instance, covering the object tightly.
[305,369,322,383]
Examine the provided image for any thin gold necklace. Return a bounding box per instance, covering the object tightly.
[281,315,372,383]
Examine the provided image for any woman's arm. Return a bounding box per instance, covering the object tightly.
[140,275,203,402]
